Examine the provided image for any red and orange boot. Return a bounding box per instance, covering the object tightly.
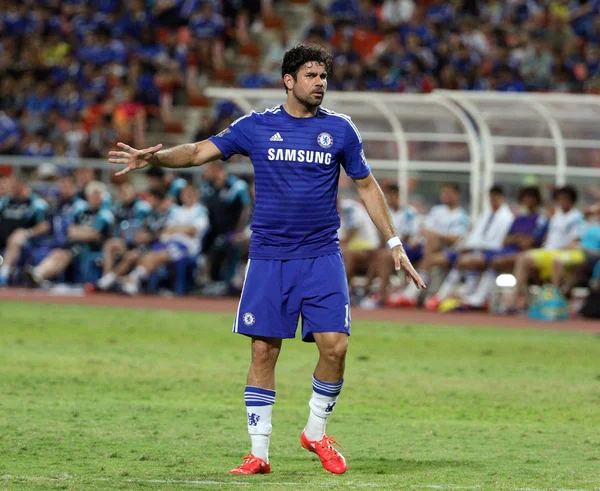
[300,431,347,474]
[229,455,271,475]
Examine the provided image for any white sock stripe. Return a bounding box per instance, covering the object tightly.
[312,379,344,391]
[245,396,276,403]
[312,378,344,388]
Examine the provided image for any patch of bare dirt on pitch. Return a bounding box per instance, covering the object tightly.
[1,288,598,333]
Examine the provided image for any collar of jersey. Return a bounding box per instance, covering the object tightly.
[280,104,322,120]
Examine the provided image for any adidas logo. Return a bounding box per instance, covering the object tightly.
[270,132,283,142]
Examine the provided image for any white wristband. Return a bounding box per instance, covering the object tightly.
[387,236,402,249]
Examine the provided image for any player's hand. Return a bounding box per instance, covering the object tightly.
[392,245,426,289]
[108,142,163,177]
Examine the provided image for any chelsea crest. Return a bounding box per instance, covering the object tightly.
[317,132,333,149]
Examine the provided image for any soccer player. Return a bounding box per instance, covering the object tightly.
[0,176,49,286]
[120,183,209,296]
[108,44,425,475]
[94,182,151,291]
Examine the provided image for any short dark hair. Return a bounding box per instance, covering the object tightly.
[489,184,505,196]
[518,185,542,205]
[281,43,333,92]
[441,182,460,193]
[147,167,165,179]
[149,188,166,200]
[553,185,578,204]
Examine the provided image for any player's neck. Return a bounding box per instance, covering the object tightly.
[283,99,318,118]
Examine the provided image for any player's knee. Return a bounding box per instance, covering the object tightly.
[320,336,348,364]
[7,229,26,248]
[251,340,279,368]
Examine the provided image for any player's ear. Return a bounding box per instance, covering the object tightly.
[283,74,294,91]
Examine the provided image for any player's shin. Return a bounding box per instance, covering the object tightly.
[245,386,275,463]
[305,374,343,441]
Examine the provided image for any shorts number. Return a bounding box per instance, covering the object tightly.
[344,303,351,328]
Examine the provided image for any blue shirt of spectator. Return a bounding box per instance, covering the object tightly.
[238,72,272,89]
[328,0,359,21]
[113,197,152,247]
[0,112,21,150]
[0,194,48,249]
[190,12,224,39]
[47,195,88,248]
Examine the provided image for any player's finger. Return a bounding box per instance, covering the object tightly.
[394,254,401,271]
[145,143,163,154]
[109,158,130,165]
[108,151,130,158]
[115,167,132,177]
[117,142,136,153]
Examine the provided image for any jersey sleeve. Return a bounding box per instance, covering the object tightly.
[193,206,210,236]
[168,177,188,199]
[231,178,251,206]
[566,211,584,244]
[448,211,469,237]
[95,209,115,238]
[340,119,371,179]
[31,198,49,226]
[208,112,255,160]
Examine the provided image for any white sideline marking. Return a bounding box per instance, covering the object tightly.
[0,475,591,490]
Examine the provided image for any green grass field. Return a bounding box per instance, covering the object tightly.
[0,301,599,490]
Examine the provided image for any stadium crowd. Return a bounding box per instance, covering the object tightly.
[1,168,600,318]
[1,0,600,158]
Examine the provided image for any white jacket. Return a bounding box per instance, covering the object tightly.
[463,203,514,251]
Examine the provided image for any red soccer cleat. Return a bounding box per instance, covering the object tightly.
[301,431,347,474]
[229,455,271,475]
[423,295,440,311]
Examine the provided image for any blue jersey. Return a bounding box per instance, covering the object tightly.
[209,105,371,260]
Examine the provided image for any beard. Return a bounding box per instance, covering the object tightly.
[293,88,324,108]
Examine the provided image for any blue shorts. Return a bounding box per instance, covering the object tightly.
[152,239,193,261]
[404,244,423,263]
[233,253,351,342]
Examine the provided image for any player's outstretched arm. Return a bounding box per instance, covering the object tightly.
[108,140,224,177]
[353,174,426,289]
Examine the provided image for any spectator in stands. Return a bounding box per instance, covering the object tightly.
[120,182,208,295]
[0,176,49,286]
[0,111,21,155]
[95,188,171,292]
[361,183,418,308]
[88,114,118,158]
[459,186,548,309]
[95,182,151,290]
[200,162,251,293]
[423,185,515,311]
[389,182,469,307]
[238,58,273,89]
[507,185,584,313]
[25,181,114,287]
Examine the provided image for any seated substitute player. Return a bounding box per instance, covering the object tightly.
[337,195,381,296]
[95,188,171,292]
[120,182,209,296]
[389,182,468,307]
[506,185,584,313]
[96,181,151,289]
[26,181,114,286]
[424,185,514,311]
[108,43,425,476]
[457,186,548,309]
[0,176,49,286]
[361,182,418,308]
